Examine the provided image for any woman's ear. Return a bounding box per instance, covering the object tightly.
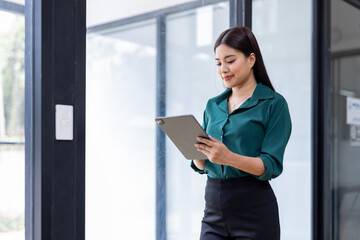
[249,53,256,68]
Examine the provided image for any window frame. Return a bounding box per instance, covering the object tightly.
[0,0,24,14]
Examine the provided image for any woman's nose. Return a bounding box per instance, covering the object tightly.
[221,65,229,73]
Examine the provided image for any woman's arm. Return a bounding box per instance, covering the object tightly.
[192,159,206,171]
[195,136,265,176]
[225,152,265,176]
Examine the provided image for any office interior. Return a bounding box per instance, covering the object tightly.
[0,0,359,239]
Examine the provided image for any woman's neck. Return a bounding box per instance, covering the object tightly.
[231,77,257,100]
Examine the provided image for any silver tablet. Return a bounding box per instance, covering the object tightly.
[155,114,209,160]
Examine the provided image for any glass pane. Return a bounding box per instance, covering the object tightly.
[252,0,312,239]
[86,20,156,240]
[331,0,360,239]
[165,3,229,239]
[0,10,25,240]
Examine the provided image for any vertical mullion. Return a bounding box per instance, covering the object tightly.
[229,0,252,28]
[242,0,252,28]
[312,0,332,239]
[25,0,33,238]
[156,14,167,240]
[25,0,42,239]
[74,0,86,238]
[229,0,239,27]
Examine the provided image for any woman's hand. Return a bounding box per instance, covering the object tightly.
[195,136,266,176]
[195,136,232,165]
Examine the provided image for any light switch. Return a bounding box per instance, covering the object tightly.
[55,104,73,140]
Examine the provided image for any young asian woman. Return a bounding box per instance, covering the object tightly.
[191,26,292,240]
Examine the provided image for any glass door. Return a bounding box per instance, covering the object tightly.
[331,0,360,239]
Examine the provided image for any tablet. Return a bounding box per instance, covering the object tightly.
[155,114,209,160]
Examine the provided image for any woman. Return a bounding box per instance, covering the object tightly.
[191,26,292,240]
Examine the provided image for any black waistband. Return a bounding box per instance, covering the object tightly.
[206,176,270,190]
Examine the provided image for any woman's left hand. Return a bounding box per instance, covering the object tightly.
[195,136,232,165]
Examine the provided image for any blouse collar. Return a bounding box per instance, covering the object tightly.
[213,82,275,113]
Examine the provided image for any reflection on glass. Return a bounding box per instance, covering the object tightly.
[331,1,360,238]
[332,56,360,240]
[165,3,229,239]
[252,0,312,239]
[86,21,156,240]
[0,10,25,240]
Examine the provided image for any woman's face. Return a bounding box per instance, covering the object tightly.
[215,44,255,89]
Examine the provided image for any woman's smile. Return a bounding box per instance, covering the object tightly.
[223,75,234,81]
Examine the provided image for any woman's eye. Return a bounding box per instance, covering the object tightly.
[227,60,235,64]
[216,63,221,66]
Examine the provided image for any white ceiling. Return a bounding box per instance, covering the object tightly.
[87,0,195,27]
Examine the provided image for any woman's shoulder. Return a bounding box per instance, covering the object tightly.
[272,90,288,104]
[258,84,290,114]
[256,81,286,103]
[267,90,291,117]
[259,83,287,103]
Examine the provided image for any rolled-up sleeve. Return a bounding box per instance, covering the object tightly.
[191,160,206,174]
[256,97,292,181]
[190,109,208,174]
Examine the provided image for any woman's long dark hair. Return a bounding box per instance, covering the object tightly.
[214,26,275,91]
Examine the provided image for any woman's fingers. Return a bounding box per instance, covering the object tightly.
[195,143,210,154]
[197,136,214,146]
[199,147,210,155]
[195,143,207,150]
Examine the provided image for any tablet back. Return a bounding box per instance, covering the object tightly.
[155,114,209,160]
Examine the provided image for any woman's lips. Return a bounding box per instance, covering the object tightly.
[223,75,233,81]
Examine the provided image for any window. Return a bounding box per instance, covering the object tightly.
[0,10,25,240]
[86,20,157,240]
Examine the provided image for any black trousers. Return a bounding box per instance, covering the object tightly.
[200,176,280,240]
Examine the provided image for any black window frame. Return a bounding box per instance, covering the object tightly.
[25,0,86,239]
[312,0,332,239]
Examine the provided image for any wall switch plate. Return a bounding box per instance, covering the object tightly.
[55,104,73,140]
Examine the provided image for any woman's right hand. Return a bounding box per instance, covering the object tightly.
[193,159,206,170]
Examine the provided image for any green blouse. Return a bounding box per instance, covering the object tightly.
[191,82,292,181]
